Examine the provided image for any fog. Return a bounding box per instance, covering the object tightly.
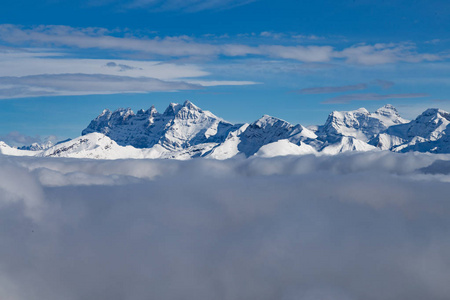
[1,152,450,300]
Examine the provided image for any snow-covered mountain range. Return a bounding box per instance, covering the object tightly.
[2,100,450,159]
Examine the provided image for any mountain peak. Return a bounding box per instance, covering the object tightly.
[355,107,370,114]
[163,103,182,116]
[375,104,400,116]
[253,115,291,128]
[183,100,198,109]
[100,109,111,116]
[180,100,202,113]
[410,108,450,126]
[328,107,369,120]
[381,104,397,110]
[146,105,158,115]
[420,108,450,119]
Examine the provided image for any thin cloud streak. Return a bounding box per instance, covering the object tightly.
[324,93,429,104]
[373,79,395,89]
[0,74,259,99]
[0,74,202,99]
[336,43,442,65]
[296,80,395,94]
[87,0,258,12]
[297,83,368,94]
[123,0,258,12]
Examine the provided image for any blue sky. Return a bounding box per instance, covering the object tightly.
[0,0,449,144]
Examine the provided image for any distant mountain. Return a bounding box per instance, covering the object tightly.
[38,133,142,159]
[2,101,450,159]
[0,141,36,157]
[17,138,71,151]
[370,108,450,153]
[317,104,408,143]
[18,140,55,151]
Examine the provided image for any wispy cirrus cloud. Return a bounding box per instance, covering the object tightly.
[87,0,258,12]
[0,25,445,100]
[0,25,334,62]
[336,43,441,65]
[260,45,334,62]
[124,0,258,12]
[323,93,429,104]
[0,25,219,57]
[0,25,443,65]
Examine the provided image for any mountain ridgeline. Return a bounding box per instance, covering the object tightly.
[81,101,239,150]
[2,100,450,159]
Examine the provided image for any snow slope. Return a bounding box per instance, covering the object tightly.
[39,133,145,159]
[321,136,377,155]
[34,133,219,160]
[255,139,316,157]
[0,141,37,157]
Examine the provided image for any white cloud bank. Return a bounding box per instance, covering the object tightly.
[1,151,450,300]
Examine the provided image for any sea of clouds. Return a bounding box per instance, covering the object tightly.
[1,151,450,300]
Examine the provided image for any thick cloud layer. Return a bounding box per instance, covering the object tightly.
[1,152,450,300]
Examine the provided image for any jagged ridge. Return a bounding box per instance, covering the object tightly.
[3,102,450,160]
